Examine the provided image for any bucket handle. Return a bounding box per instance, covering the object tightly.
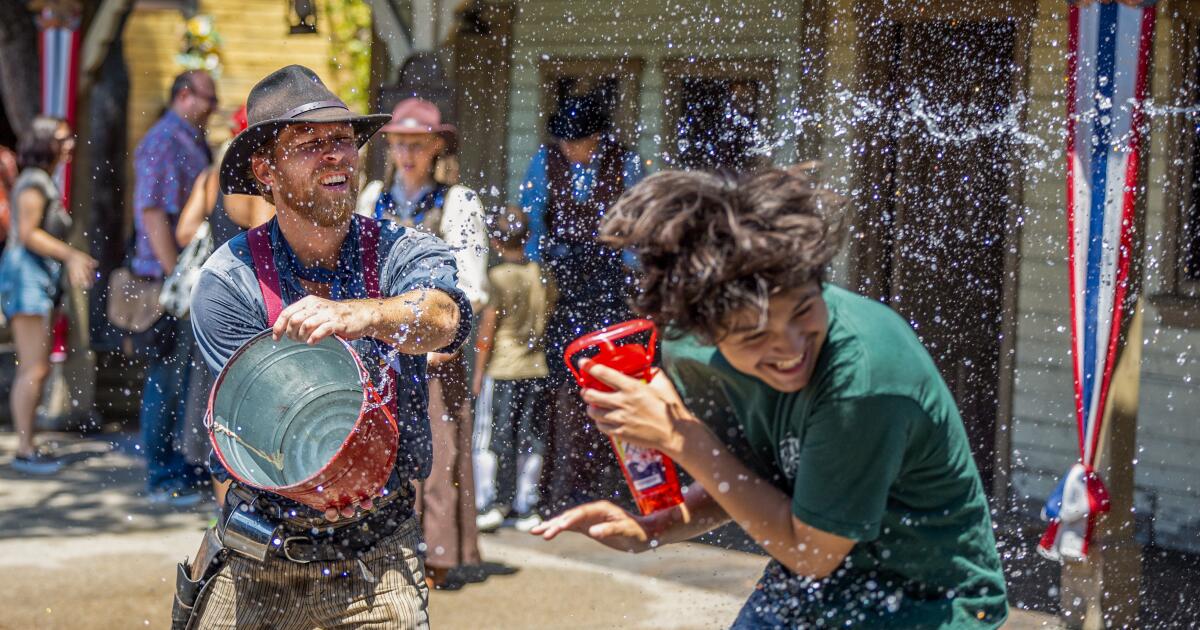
[364,378,400,433]
[564,319,659,386]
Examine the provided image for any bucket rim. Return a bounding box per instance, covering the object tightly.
[205,330,398,501]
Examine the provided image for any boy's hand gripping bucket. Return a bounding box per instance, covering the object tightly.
[565,319,684,515]
[206,330,399,512]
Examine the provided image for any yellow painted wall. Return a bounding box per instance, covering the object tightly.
[124,9,185,150]
[125,0,344,156]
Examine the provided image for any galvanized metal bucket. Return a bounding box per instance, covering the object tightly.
[207,330,398,512]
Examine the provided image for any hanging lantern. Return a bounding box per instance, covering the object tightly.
[288,0,317,35]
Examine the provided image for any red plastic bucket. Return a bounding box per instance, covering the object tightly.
[206,330,399,512]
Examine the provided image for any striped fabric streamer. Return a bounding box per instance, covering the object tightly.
[1038,0,1156,562]
[38,22,81,209]
[37,14,81,361]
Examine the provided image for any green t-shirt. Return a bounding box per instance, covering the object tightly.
[663,284,1007,628]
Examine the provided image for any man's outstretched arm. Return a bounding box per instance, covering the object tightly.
[271,286,462,354]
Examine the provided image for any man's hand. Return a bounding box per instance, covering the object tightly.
[272,295,377,345]
[579,362,703,461]
[324,496,375,523]
[529,500,656,553]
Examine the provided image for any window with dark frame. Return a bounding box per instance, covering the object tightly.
[661,58,778,175]
[675,77,765,172]
[536,57,644,149]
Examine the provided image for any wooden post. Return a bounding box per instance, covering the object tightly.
[451,1,515,204]
[1059,302,1144,628]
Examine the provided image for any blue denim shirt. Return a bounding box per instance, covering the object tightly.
[132,110,210,278]
[518,144,645,262]
[190,217,473,484]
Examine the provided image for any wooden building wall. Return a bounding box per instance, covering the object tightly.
[124,0,345,164]
[1008,2,1200,552]
[503,0,821,198]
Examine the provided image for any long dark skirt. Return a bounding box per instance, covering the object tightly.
[537,241,635,516]
[415,353,481,569]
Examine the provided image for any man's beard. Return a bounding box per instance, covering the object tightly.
[284,183,357,227]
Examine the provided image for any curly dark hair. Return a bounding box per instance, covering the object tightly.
[599,166,846,342]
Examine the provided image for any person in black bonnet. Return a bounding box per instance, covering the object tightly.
[516,90,647,516]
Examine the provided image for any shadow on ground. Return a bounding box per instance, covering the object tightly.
[0,431,210,540]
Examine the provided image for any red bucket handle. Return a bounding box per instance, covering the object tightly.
[564,319,658,387]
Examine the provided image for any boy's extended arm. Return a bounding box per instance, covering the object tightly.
[566,365,857,579]
[671,422,855,579]
[645,482,730,544]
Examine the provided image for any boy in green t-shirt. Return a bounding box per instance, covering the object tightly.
[531,168,1008,628]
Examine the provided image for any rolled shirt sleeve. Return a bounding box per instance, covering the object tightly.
[379,223,473,354]
[133,135,175,215]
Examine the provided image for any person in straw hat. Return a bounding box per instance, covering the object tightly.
[173,65,472,629]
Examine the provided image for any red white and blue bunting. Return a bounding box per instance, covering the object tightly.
[37,6,81,208]
[36,5,81,361]
[1038,0,1156,562]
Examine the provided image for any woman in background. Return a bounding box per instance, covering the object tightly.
[359,97,488,589]
[0,117,96,474]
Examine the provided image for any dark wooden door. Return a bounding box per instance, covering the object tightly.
[856,21,1017,491]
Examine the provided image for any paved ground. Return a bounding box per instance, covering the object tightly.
[0,432,1062,629]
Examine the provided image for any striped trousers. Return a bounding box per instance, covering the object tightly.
[188,516,429,629]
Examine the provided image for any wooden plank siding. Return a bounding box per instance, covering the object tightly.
[1005,2,1200,552]
[124,0,345,176]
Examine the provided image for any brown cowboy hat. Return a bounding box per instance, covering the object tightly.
[219,65,391,195]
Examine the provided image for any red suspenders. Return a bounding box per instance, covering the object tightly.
[246,215,383,325]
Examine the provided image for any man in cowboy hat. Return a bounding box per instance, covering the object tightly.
[174,65,472,629]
